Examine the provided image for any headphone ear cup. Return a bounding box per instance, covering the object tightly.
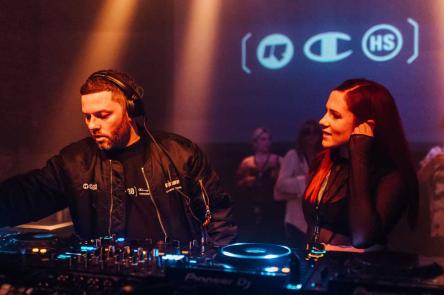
[126,99,135,118]
[129,96,145,118]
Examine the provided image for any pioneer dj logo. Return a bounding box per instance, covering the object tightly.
[82,183,98,191]
[184,272,233,286]
[184,272,252,290]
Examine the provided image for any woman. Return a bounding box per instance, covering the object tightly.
[303,79,418,250]
[274,120,322,249]
[236,127,283,242]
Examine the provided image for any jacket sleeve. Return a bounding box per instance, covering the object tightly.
[0,154,68,227]
[187,143,238,246]
[274,149,308,201]
[348,134,406,248]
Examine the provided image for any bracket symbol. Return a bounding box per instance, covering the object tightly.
[241,33,252,74]
[407,18,419,64]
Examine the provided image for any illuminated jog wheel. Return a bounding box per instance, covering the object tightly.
[217,243,293,268]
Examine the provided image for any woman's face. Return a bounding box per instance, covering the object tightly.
[319,90,357,148]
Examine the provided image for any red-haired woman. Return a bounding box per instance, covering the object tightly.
[303,79,418,251]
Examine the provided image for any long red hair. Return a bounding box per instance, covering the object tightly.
[304,150,331,204]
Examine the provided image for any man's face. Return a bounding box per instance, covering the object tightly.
[81,91,132,151]
[319,90,356,148]
[253,133,272,153]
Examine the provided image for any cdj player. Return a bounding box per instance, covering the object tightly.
[166,243,303,291]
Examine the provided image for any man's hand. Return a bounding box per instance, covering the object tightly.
[418,153,444,184]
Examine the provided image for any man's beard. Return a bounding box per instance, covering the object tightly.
[95,117,132,151]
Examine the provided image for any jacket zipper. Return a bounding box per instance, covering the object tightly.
[108,160,113,236]
[141,167,168,241]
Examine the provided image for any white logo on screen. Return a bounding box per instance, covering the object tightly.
[362,24,403,62]
[256,34,294,69]
[304,32,352,62]
[241,18,419,73]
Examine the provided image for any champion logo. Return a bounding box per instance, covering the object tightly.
[82,183,98,190]
[304,32,352,62]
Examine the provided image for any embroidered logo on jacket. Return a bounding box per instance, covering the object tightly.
[82,183,98,191]
[126,186,151,197]
[165,179,182,193]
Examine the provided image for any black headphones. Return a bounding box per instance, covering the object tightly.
[88,70,145,118]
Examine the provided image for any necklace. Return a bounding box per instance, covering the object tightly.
[254,153,271,178]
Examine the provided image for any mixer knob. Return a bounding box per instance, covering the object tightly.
[95,238,102,248]
[156,241,166,256]
[110,245,116,257]
[189,240,200,256]
[123,258,131,268]
[90,253,99,265]
[105,255,116,269]
[82,253,88,268]
[137,247,144,263]
[131,255,138,266]
[143,238,153,249]
[123,246,131,257]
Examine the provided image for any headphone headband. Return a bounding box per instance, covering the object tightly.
[89,70,145,118]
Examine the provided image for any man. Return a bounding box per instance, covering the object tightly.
[0,70,237,246]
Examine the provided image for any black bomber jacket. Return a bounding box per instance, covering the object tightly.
[0,131,237,246]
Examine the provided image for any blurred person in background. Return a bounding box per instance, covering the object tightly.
[274,120,322,249]
[236,127,283,242]
[416,119,444,255]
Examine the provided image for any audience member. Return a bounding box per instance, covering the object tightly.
[274,120,322,249]
[236,127,283,242]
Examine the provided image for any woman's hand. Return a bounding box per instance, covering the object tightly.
[243,175,257,187]
[352,120,375,137]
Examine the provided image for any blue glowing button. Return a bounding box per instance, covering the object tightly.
[220,263,233,270]
[116,237,125,243]
[56,254,72,260]
[310,249,326,255]
[63,252,81,256]
[32,233,55,239]
[286,283,302,290]
[264,266,279,272]
[80,246,96,252]
[161,254,185,262]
